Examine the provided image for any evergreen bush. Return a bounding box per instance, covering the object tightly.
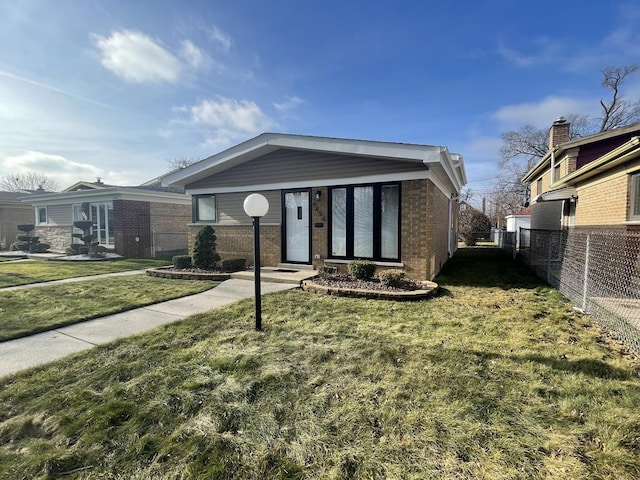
[347,259,376,280]
[192,226,220,270]
[379,269,406,287]
[221,258,246,272]
[172,255,192,269]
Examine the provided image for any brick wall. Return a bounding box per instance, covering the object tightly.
[574,163,634,227]
[149,202,191,233]
[113,200,151,257]
[311,187,328,268]
[430,184,451,278]
[0,204,33,249]
[401,179,429,279]
[188,224,281,267]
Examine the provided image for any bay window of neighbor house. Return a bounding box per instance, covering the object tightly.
[329,183,400,261]
[631,173,640,221]
[194,195,216,222]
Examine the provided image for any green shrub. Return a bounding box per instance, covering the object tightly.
[29,243,50,253]
[192,226,220,270]
[89,244,107,258]
[172,255,192,269]
[221,258,246,272]
[347,259,376,280]
[10,241,30,252]
[78,246,90,255]
[318,264,338,278]
[379,269,406,287]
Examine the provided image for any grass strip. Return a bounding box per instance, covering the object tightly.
[0,276,217,341]
[1,248,639,479]
[0,258,170,288]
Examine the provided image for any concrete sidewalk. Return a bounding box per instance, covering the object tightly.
[0,279,297,378]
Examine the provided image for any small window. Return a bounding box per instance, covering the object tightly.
[36,207,47,225]
[553,163,561,182]
[536,177,543,195]
[630,173,640,221]
[194,195,216,222]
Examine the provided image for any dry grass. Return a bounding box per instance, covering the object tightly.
[0,248,639,479]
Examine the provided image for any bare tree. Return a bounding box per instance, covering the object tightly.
[597,64,640,131]
[0,172,59,192]
[499,113,592,182]
[167,156,201,171]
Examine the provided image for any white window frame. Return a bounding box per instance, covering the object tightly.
[36,206,47,225]
[630,173,640,221]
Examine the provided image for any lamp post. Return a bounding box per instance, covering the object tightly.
[243,193,269,330]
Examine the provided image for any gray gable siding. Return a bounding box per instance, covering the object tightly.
[45,205,73,225]
[187,149,426,190]
[215,191,281,225]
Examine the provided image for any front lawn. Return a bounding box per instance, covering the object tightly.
[0,276,218,341]
[0,258,170,288]
[1,248,639,479]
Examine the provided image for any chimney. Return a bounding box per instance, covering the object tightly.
[549,117,570,150]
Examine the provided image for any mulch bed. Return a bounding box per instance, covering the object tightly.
[312,274,424,292]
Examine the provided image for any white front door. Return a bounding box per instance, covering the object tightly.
[284,191,310,263]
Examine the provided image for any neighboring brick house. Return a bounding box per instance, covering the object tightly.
[0,191,36,249]
[23,181,192,257]
[162,133,467,280]
[522,118,640,232]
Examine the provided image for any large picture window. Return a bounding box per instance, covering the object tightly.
[329,183,400,261]
[194,195,216,222]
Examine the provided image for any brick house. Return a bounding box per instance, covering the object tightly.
[23,181,192,257]
[522,118,640,232]
[0,191,36,249]
[163,133,467,280]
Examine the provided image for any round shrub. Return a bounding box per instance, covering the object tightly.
[172,255,192,269]
[379,269,406,287]
[347,259,376,280]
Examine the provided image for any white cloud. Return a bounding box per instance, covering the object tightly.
[273,95,304,112]
[496,37,560,68]
[93,30,182,84]
[175,96,276,149]
[1,151,103,188]
[180,40,212,69]
[492,96,596,128]
[209,25,232,52]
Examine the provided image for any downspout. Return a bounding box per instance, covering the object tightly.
[550,149,556,184]
[448,194,459,257]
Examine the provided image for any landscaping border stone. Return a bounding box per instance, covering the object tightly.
[146,266,231,281]
[301,279,438,300]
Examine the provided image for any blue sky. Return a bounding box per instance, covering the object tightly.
[1,1,640,194]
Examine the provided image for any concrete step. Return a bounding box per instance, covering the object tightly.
[231,267,317,285]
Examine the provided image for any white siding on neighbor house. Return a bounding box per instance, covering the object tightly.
[506,215,531,232]
[215,190,282,225]
[531,202,563,230]
[187,149,426,190]
[43,205,72,226]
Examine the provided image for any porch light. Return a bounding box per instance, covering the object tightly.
[315,190,321,200]
[243,193,269,330]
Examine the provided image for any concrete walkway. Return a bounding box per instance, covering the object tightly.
[0,269,148,292]
[0,279,298,378]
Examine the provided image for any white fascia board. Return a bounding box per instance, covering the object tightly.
[186,170,429,195]
[24,188,191,206]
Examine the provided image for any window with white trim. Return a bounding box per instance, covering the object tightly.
[194,195,216,222]
[36,207,47,225]
[630,173,640,221]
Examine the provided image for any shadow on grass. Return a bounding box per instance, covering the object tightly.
[436,246,543,289]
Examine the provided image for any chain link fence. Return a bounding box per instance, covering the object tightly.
[518,228,640,355]
[151,231,189,258]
